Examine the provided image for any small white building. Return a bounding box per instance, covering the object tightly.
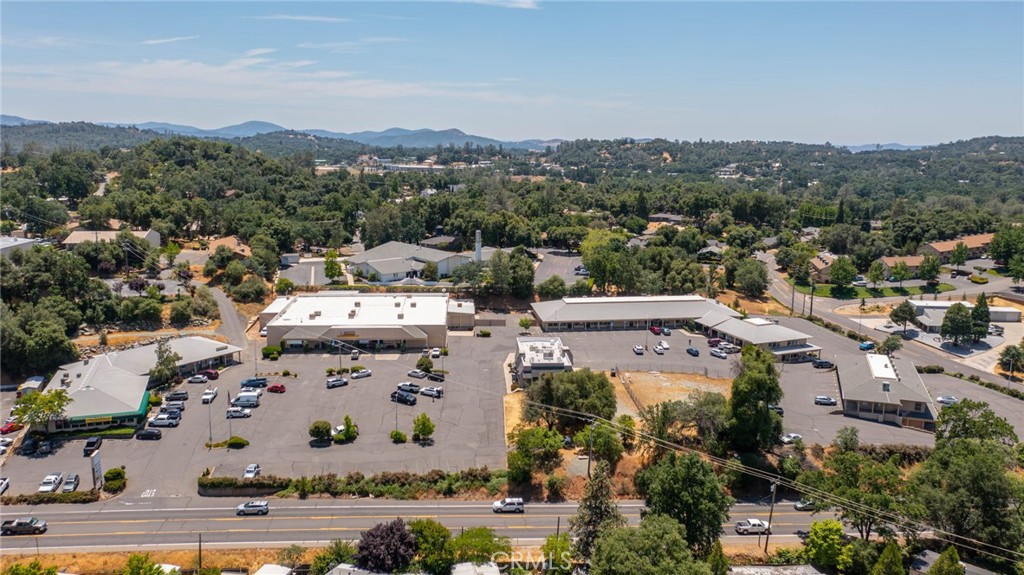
[62,229,161,249]
[515,337,574,384]
[0,236,41,258]
[908,300,1021,333]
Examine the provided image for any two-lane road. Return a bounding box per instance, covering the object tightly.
[0,498,829,553]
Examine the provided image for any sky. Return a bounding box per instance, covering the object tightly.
[2,1,1022,144]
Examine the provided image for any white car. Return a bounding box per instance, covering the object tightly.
[0,438,13,448]
[407,369,428,379]
[421,386,444,398]
[201,387,219,403]
[350,369,372,379]
[0,477,9,495]
[259,327,268,337]
[431,347,441,358]
[781,433,803,444]
[37,473,64,493]
[936,396,959,405]
[735,518,771,535]
[188,374,209,384]
[633,345,644,355]
[243,464,261,479]
[226,407,252,418]
[657,340,670,349]
[710,348,728,359]
[148,414,180,427]
[326,377,349,389]
[653,345,665,355]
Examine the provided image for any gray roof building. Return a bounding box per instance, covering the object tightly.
[532,295,740,329]
[696,316,820,361]
[0,236,41,258]
[841,353,937,431]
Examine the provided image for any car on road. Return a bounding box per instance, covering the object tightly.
[794,500,816,511]
[657,340,670,349]
[37,473,63,493]
[236,500,269,516]
[710,348,728,359]
[350,369,372,379]
[858,341,876,351]
[135,428,162,440]
[148,414,179,427]
[633,345,644,355]
[421,386,444,398]
[1,517,47,535]
[240,377,268,388]
[198,369,220,380]
[391,390,418,405]
[431,347,442,358]
[201,388,219,404]
[768,404,784,416]
[188,374,208,384]
[397,382,421,394]
[1,422,24,434]
[852,280,868,287]
[226,407,252,419]
[165,390,189,402]
[936,395,959,405]
[61,473,80,493]
[326,377,349,389]
[649,325,662,335]
[686,347,700,357]
[268,384,286,393]
[811,359,834,369]
[814,395,838,406]
[781,433,803,444]
[0,477,8,496]
[735,518,771,535]
[83,436,103,456]
[653,345,665,355]
[243,464,261,479]
[408,369,428,379]
[427,372,446,382]
[492,497,525,513]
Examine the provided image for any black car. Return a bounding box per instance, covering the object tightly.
[165,390,189,401]
[811,359,834,369]
[397,382,421,394]
[767,404,784,416]
[391,390,418,405]
[136,428,162,440]
[426,372,446,382]
[83,436,102,456]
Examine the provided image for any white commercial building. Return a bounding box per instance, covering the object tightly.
[515,337,574,384]
[908,300,1021,333]
[840,353,936,432]
[262,292,452,351]
[695,315,820,362]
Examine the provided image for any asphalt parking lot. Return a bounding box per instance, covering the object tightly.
[533,249,584,286]
[279,260,328,287]
[550,328,738,379]
[919,373,1024,439]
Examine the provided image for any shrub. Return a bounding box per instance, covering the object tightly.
[282,369,291,376]
[326,368,336,375]
[477,330,491,338]
[270,353,279,361]
[148,395,163,407]
[262,345,282,359]
[916,365,946,374]
[970,275,989,284]
[197,474,291,491]
[1,490,102,505]
[440,347,449,356]
[390,430,408,444]
[103,479,126,493]
[104,467,126,482]
[546,474,566,500]
[856,444,932,465]
[226,436,250,449]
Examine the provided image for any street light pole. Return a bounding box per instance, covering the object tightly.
[586,420,597,478]
[764,480,778,553]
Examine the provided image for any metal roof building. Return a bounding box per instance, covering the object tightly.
[531,295,740,331]
[695,316,819,362]
[840,353,937,431]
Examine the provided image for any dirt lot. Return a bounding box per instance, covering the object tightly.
[0,548,318,573]
[73,327,227,349]
[613,370,732,415]
[715,288,790,316]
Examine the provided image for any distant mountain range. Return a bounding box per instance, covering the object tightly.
[1,115,561,150]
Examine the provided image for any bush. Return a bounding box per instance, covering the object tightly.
[198,474,291,491]
[390,430,408,444]
[226,436,250,449]
[262,345,282,359]
[970,275,989,284]
[231,276,269,302]
[546,474,566,501]
[326,368,336,375]
[440,347,449,356]
[856,444,932,465]
[916,365,946,374]
[282,369,291,376]
[1,490,102,505]
[103,478,126,493]
[270,353,279,360]
[104,467,126,482]
[149,395,163,407]
[477,330,491,337]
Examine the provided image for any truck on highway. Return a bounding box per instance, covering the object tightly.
[2,517,48,535]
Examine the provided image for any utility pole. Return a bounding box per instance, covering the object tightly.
[790,279,796,316]
[764,481,778,553]
[808,280,816,318]
[198,533,203,569]
[586,420,597,478]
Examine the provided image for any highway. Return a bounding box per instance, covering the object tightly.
[0,498,828,553]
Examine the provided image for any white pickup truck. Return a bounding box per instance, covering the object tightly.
[735,518,771,535]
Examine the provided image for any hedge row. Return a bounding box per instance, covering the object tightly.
[915,365,946,374]
[1,490,101,505]
[805,315,877,345]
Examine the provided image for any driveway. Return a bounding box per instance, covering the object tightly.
[279,259,328,287]
[533,248,584,286]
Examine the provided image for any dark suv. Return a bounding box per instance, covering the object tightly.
[83,436,103,456]
[240,377,268,388]
[811,359,834,369]
[426,372,446,382]
[391,390,418,405]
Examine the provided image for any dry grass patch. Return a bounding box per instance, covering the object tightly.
[504,391,526,440]
[612,370,732,415]
[0,548,320,573]
[74,328,226,349]
[991,297,1024,313]
[715,289,791,316]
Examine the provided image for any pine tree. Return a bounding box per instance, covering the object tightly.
[568,461,625,562]
[706,540,729,575]
[870,542,904,575]
[928,547,965,575]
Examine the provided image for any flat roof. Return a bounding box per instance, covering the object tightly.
[267,292,449,328]
[517,337,572,368]
[532,296,739,324]
[448,299,475,315]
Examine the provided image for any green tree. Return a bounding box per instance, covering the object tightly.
[275,277,296,294]
[889,300,917,334]
[928,547,966,575]
[727,346,783,451]
[891,260,913,288]
[971,292,990,342]
[540,532,573,575]
[870,542,905,575]
[211,245,235,269]
[276,545,306,568]
[122,554,162,575]
[536,275,567,299]
[409,518,454,575]
[878,334,902,356]
[635,452,733,557]
[1009,253,1024,286]
[998,342,1024,379]
[412,412,436,442]
[422,260,439,282]
[508,249,536,299]
[224,259,246,286]
[569,460,626,561]
[867,260,886,288]
[309,420,332,442]
[935,399,1018,446]
[734,259,769,297]
[568,277,592,296]
[815,450,904,539]
[168,299,193,325]
[829,256,857,288]
[416,356,434,373]
[525,369,617,433]
[706,541,729,575]
[310,540,357,575]
[148,339,182,385]
[323,250,342,283]
[449,526,511,564]
[507,425,564,475]
[2,562,58,575]
[486,249,512,295]
[590,514,711,575]
[950,241,969,273]
[918,254,941,283]
[518,316,533,332]
[832,425,860,453]
[804,519,853,572]
[940,302,974,346]
[573,424,625,466]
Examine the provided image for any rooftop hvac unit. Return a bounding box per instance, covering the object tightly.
[354,301,361,307]
[410,302,416,308]
[397,313,404,319]
[395,301,401,307]
[457,302,463,308]
[882,381,891,392]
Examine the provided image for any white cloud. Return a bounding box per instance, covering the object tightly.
[453,0,540,9]
[244,48,278,57]
[246,14,350,23]
[141,35,199,46]
[0,35,93,49]
[297,37,408,54]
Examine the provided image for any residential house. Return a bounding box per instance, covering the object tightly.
[649,212,684,224]
[62,229,161,249]
[840,354,936,431]
[809,252,836,282]
[879,255,924,278]
[207,235,252,260]
[920,233,995,263]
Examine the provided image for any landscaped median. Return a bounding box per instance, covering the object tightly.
[788,279,955,299]
[197,467,507,499]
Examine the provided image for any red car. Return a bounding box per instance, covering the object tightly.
[267,384,286,393]
[198,369,220,380]
[1,422,24,434]
[649,325,661,335]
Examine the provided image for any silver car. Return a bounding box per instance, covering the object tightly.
[236,500,269,516]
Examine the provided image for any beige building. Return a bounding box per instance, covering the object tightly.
[919,233,994,263]
[879,255,925,277]
[840,354,936,431]
[515,337,573,384]
[809,252,836,282]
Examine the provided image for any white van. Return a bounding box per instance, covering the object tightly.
[492,497,524,513]
[231,394,260,408]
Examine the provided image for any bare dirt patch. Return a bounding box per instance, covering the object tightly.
[74,327,226,349]
[833,302,892,316]
[715,289,790,316]
[504,390,526,439]
[991,297,1024,313]
[0,548,318,573]
[612,370,732,415]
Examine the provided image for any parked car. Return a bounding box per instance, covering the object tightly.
[135,428,162,440]
[243,464,261,479]
[653,345,665,355]
[198,369,220,380]
[576,267,589,276]
[37,473,63,493]
[781,433,803,444]
[83,436,103,456]
[421,386,444,398]
[657,340,670,349]
[426,372,445,382]
[61,473,80,493]
[431,347,442,358]
[492,497,525,513]
[201,388,219,404]
[236,500,269,516]
[735,519,771,535]
[165,390,189,402]
[686,347,700,357]
[814,395,838,406]
[710,348,728,359]
[708,338,723,347]
[811,359,834,369]
[240,377,268,388]
[259,327,268,337]
[794,500,816,511]
[391,390,418,405]
[326,377,349,389]
[633,345,644,355]
[159,407,183,419]
[226,407,252,419]
[350,349,361,360]
[267,384,286,393]
[0,477,8,496]
[350,369,372,379]
[720,343,741,353]
[422,348,430,357]
[936,395,959,405]
[661,327,672,335]
[148,414,180,427]
[188,374,208,384]
[859,341,875,351]
[649,325,662,335]
[397,382,421,394]
[768,404,784,416]
[1,422,24,434]
[408,369,428,379]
